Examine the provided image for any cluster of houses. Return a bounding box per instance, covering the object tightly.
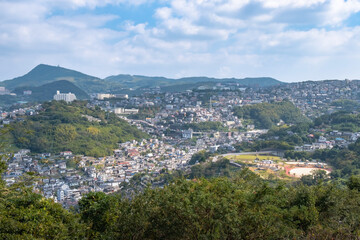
[0,105,39,125]
[295,131,360,152]
[262,79,360,118]
[2,138,198,207]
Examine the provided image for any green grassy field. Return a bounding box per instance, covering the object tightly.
[226,154,282,162]
[224,154,294,180]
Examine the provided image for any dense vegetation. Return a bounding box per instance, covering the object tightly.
[233,101,310,129]
[234,140,295,152]
[331,99,360,112]
[183,121,228,132]
[79,171,360,239]
[188,150,214,165]
[0,180,85,239]
[9,101,148,157]
[314,111,360,132]
[189,158,237,178]
[0,95,18,106]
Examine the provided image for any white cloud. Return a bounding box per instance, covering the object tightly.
[323,0,360,25]
[258,0,327,9]
[156,7,173,20]
[1,0,360,82]
[49,0,152,9]
[217,0,251,12]
[0,1,48,23]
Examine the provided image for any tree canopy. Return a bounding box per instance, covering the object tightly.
[78,171,360,240]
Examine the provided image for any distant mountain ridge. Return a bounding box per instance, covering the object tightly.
[1,64,285,94]
[105,74,283,89]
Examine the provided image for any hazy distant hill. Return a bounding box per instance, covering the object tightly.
[13,80,89,101]
[105,75,283,89]
[1,64,284,95]
[1,64,109,93]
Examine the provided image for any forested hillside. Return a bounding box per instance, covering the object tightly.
[233,101,310,129]
[314,111,360,132]
[183,121,228,132]
[9,101,148,157]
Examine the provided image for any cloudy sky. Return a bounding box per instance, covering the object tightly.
[1,0,360,82]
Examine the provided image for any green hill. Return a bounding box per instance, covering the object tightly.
[13,80,89,101]
[9,101,148,157]
[105,75,284,89]
[314,111,360,132]
[234,100,310,129]
[1,64,111,93]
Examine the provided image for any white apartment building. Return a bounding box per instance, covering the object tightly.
[53,90,77,102]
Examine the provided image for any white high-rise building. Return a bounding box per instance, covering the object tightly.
[53,90,77,103]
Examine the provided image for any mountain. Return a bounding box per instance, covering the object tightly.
[0,64,110,93]
[105,75,284,89]
[1,64,284,95]
[12,80,89,102]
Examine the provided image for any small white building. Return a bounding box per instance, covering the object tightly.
[60,151,73,156]
[97,93,114,100]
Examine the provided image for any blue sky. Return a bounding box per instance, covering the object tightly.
[1,0,360,82]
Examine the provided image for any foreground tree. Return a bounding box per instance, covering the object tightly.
[0,129,85,239]
[78,169,360,240]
